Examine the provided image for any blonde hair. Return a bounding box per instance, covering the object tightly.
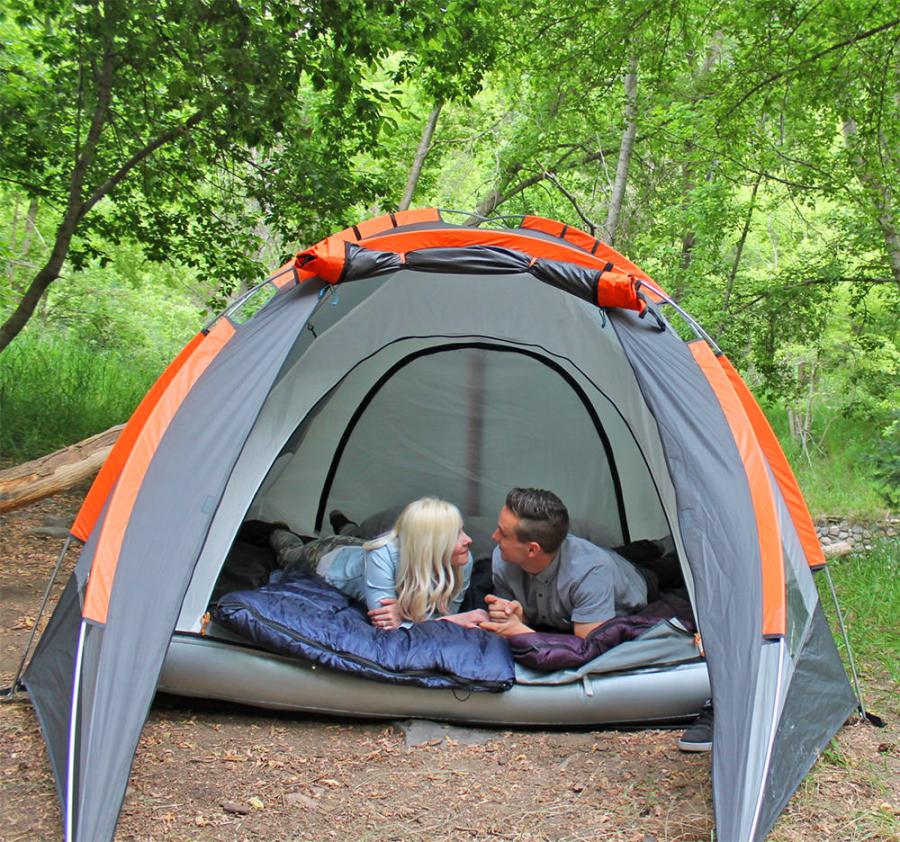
[363,498,466,623]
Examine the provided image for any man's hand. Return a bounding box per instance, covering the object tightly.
[484,594,524,623]
[438,609,490,629]
[479,617,533,638]
[368,598,404,630]
[480,594,532,636]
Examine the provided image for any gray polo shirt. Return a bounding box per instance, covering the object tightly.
[492,534,647,631]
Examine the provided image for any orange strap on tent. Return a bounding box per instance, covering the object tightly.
[294,236,347,284]
[354,208,440,239]
[690,342,786,637]
[597,270,646,313]
[268,261,298,290]
[71,331,207,542]
[718,355,825,569]
[295,228,644,314]
[82,319,235,625]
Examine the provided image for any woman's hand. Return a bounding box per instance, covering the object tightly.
[438,609,490,629]
[368,598,404,630]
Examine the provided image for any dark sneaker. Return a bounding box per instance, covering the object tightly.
[328,509,358,535]
[678,703,713,752]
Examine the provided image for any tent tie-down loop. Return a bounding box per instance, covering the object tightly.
[318,285,339,307]
[634,282,666,332]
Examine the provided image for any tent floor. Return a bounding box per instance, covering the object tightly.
[158,633,710,727]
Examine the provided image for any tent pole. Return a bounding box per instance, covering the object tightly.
[822,565,867,719]
[3,536,72,702]
[66,620,88,842]
[464,351,486,516]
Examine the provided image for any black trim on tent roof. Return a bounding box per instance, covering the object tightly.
[341,243,611,310]
[313,342,631,544]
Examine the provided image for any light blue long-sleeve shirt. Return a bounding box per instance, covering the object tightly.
[317,540,473,617]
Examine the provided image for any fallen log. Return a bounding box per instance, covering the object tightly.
[0,424,123,514]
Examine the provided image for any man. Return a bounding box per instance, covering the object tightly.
[479,487,648,638]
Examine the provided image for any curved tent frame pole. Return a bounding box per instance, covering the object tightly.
[439,208,528,228]
[2,536,73,702]
[640,284,723,353]
[822,565,867,720]
[203,279,277,333]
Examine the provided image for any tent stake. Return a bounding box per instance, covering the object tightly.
[822,565,867,720]
[3,536,72,702]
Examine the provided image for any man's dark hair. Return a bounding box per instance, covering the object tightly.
[505,488,569,554]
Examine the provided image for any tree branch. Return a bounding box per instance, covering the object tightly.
[0,32,116,353]
[470,143,620,223]
[399,102,442,211]
[715,172,762,338]
[79,110,205,218]
[733,276,894,313]
[728,18,900,113]
[539,165,599,235]
[602,55,638,246]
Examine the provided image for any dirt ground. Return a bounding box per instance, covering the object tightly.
[1,487,897,842]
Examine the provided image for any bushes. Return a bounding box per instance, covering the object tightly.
[0,239,203,461]
[0,332,164,460]
[819,539,899,684]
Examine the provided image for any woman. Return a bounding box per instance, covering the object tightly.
[271,498,487,630]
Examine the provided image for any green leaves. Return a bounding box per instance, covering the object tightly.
[0,0,506,349]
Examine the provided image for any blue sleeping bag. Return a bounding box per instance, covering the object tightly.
[214,573,514,691]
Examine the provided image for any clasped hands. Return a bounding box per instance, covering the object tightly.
[368,595,532,637]
[479,594,533,637]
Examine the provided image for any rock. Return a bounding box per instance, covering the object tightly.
[27,526,71,539]
[284,791,318,810]
[395,718,499,748]
[823,541,853,558]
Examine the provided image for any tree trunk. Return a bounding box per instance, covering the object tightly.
[0,37,115,354]
[843,118,900,292]
[399,102,442,211]
[602,57,638,246]
[673,34,723,300]
[0,424,123,513]
[20,197,39,259]
[715,171,762,338]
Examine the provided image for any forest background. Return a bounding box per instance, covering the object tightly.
[0,0,897,519]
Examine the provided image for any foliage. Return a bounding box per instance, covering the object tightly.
[0,330,163,459]
[818,539,899,684]
[869,411,900,510]
[0,0,896,504]
[768,407,892,519]
[0,0,502,349]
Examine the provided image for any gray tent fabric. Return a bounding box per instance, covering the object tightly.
[609,316,766,840]
[67,285,321,840]
[22,213,857,842]
[22,574,82,806]
[755,602,857,840]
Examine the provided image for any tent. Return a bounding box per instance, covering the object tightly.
[21,208,857,841]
